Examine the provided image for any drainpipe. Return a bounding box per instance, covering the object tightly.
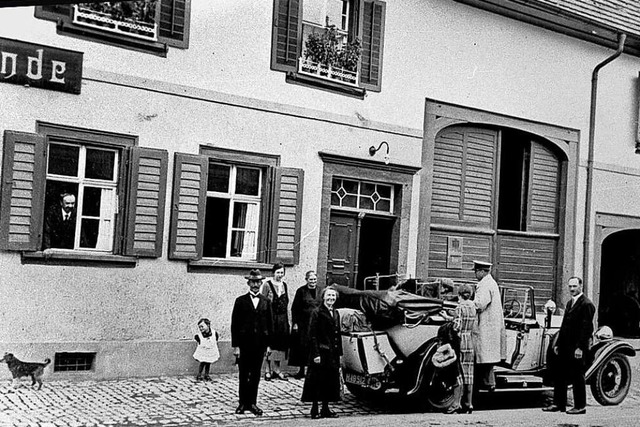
[583,33,626,291]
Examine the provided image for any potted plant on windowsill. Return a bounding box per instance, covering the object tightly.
[74,1,158,40]
[299,26,362,86]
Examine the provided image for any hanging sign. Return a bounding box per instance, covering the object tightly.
[0,37,83,94]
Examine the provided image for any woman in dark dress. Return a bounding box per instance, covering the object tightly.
[260,262,290,380]
[289,270,323,379]
[301,286,342,418]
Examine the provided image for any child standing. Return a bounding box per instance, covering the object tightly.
[193,318,220,381]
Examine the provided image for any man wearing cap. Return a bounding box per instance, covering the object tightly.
[231,269,273,416]
[472,260,506,391]
[543,276,595,415]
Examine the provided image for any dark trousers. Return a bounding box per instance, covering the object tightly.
[238,345,266,406]
[475,363,496,388]
[553,353,587,409]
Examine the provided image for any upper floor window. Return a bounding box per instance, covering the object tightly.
[272,0,386,97]
[35,0,191,56]
[0,124,169,260]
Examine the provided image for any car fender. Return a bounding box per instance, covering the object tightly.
[586,340,636,381]
[405,338,439,396]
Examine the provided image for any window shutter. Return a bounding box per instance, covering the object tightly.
[269,167,304,265]
[124,147,168,258]
[527,142,560,233]
[168,152,207,260]
[158,0,191,49]
[432,127,497,225]
[0,131,46,251]
[34,4,72,23]
[271,0,301,73]
[359,0,386,92]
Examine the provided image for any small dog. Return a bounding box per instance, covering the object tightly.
[0,352,51,390]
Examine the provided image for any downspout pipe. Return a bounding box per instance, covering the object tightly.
[583,33,626,291]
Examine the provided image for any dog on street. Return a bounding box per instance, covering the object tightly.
[0,352,51,390]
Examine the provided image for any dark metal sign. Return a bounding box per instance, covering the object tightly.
[0,37,83,94]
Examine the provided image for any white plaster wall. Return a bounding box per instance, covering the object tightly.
[2,0,640,375]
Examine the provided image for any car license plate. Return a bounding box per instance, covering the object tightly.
[345,372,367,386]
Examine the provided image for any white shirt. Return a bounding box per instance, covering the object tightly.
[62,209,71,221]
[571,292,583,306]
[249,292,260,309]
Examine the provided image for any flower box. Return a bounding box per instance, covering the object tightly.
[72,5,158,41]
[298,57,359,87]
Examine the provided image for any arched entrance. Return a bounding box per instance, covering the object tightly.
[598,229,640,338]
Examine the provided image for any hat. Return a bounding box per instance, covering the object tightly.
[472,260,492,271]
[245,269,264,281]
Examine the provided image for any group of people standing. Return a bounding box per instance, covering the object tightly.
[439,260,506,414]
[440,261,595,416]
[229,265,342,418]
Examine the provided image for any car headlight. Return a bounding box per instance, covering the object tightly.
[595,326,613,340]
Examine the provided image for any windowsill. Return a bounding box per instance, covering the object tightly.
[285,71,366,99]
[22,250,138,267]
[57,21,168,57]
[188,259,273,270]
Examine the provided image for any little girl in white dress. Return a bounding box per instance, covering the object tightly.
[193,318,220,381]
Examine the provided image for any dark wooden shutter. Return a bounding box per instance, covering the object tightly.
[432,128,464,221]
[270,167,304,265]
[34,4,72,23]
[168,153,207,260]
[359,0,386,92]
[527,141,560,232]
[158,0,191,49]
[0,131,46,251]
[271,0,301,73]
[463,128,497,224]
[432,126,497,225]
[124,147,168,257]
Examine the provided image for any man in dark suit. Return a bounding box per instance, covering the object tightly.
[42,192,77,249]
[543,276,595,415]
[231,269,273,416]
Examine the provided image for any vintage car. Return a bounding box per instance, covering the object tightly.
[339,282,636,411]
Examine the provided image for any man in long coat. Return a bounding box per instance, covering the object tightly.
[472,260,506,390]
[231,269,273,416]
[543,276,595,415]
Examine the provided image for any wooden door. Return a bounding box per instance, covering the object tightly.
[327,211,359,287]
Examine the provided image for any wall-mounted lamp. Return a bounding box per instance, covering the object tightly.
[369,141,390,165]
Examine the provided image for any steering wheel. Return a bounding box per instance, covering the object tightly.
[503,299,522,318]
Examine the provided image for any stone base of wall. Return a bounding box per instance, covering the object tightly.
[0,340,297,381]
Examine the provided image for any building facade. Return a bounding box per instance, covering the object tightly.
[1,0,640,379]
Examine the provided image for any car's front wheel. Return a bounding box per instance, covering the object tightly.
[590,353,632,405]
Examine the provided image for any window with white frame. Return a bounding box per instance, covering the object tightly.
[203,163,262,260]
[43,142,119,252]
[330,178,393,213]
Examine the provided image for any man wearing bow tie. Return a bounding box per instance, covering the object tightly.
[42,192,77,250]
[231,269,273,416]
[543,277,595,415]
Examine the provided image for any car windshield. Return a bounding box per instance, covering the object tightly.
[500,286,535,320]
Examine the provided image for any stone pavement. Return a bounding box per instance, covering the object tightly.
[1,350,639,427]
[0,374,381,426]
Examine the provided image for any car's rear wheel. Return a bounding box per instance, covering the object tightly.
[590,353,631,405]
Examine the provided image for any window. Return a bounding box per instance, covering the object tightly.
[330,177,393,213]
[54,352,95,372]
[272,0,386,96]
[169,148,304,267]
[34,0,191,55]
[203,163,262,260]
[0,124,168,260]
[44,142,119,251]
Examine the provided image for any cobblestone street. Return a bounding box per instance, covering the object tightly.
[2,351,640,427]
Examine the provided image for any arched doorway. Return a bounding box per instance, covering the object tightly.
[598,229,640,338]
